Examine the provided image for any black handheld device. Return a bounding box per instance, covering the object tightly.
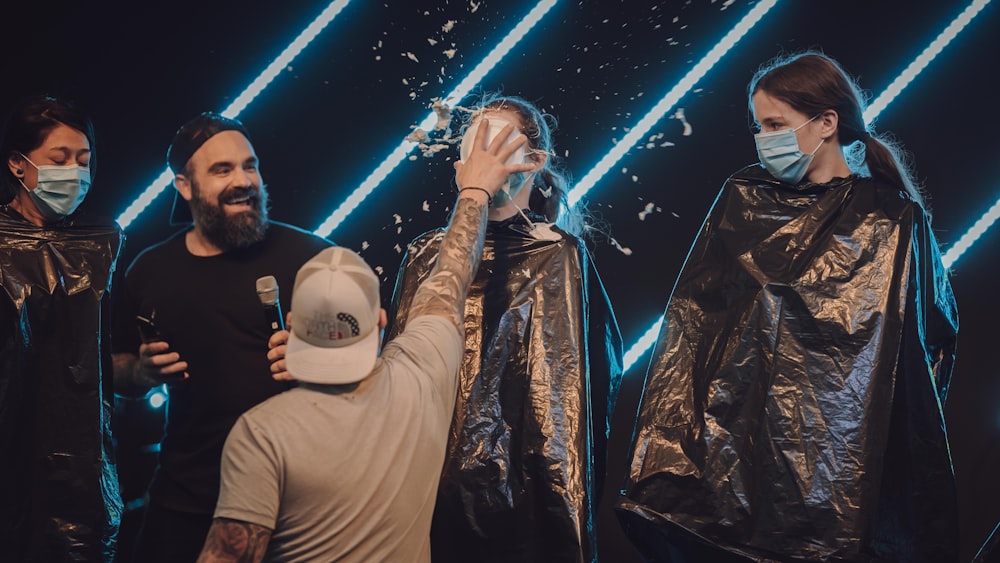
[136,314,163,343]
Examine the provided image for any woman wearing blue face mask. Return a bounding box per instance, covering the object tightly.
[617,52,959,562]
[0,95,124,561]
[2,96,93,225]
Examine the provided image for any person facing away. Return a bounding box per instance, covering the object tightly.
[0,94,124,562]
[111,112,334,562]
[193,116,534,563]
[386,94,623,563]
[616,51,959,562]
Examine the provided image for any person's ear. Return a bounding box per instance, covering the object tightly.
[7,153,25,177]
[819,109,839,140]
[174,174,193,202]
[526,149,548,174]
[378,308,388,330]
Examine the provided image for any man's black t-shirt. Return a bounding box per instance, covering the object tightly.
[113,221,333,514]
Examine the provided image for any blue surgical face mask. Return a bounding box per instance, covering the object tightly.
[18,154,91,219]
[753,115,823,184]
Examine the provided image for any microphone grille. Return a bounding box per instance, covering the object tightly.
[256,275,279,305]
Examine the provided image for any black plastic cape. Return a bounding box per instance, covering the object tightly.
[616,165,960,562]
[0,206,124,562]
[387,214,623,563]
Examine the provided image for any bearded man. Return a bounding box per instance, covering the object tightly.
[112,112,334,563]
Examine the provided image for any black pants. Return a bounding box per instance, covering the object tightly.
[128,503,213,563]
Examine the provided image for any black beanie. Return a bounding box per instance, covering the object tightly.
[166,112,252,174]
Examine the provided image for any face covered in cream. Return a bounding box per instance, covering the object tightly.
[459,114,530,208]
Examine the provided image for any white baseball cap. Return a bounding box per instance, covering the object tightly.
[285,247,381,384]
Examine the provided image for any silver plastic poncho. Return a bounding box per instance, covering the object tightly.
[617,166,959,562]
[387,214,623,563]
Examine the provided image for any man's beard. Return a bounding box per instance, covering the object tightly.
[189,181,270,251]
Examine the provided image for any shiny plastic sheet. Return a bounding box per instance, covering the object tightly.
[0,208,124,562]
[387,215,623,562]
[616,166,960,562]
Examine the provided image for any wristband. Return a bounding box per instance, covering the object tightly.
[459,186,493,206]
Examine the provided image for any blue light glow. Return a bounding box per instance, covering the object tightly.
[115,0,354,230]
[566,0,779,208]
[312,0,558,238]
[622,317,664,374]
[864,0,992,124]
[116,168,175,232]
[862,0,995,272]
[619,0,991,375]
[148,386,168,409]
[942,196,1000,269]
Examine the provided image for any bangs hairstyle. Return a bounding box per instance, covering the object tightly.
[0,95,96,202]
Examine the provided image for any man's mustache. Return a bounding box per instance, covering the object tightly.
[218,186,261,207]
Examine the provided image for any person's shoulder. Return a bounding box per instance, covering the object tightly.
[140,228,188,253]
[727,163,770,184]
[263,221,335,262]
[399,227,447,262]
[127,229,189,268]
[855,175,912,199]
[267,220,329,240]
[238,390,289,420]
[851,176,924,220]
[0,207,125,243]
[65,210,124,233]
[408,227,447,246]
[385,315,461,365]
[267,221,335,247]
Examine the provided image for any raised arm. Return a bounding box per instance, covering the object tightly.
[263,119,535,379]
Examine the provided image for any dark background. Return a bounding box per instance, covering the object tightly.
[4,1,997,561]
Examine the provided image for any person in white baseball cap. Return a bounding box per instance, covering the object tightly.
[283,246,383,385]
[198,114,536,563]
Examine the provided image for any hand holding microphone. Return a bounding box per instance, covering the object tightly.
[257,275,295,381]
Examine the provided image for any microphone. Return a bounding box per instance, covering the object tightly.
[256,275,285,333]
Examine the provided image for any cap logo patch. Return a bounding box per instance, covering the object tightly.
[337,313,361,337]
[304,312,361,342]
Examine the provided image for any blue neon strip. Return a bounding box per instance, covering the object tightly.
[864,0,992,124]
[623,316,664,374]
[313,0,559,238]
[565,0,779,208]
[942,196,1000,269]
[621,0,992,375]
[116,0,354,230]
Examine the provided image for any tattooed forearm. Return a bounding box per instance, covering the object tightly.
[409,196,488,326]
[196,518,273,563]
